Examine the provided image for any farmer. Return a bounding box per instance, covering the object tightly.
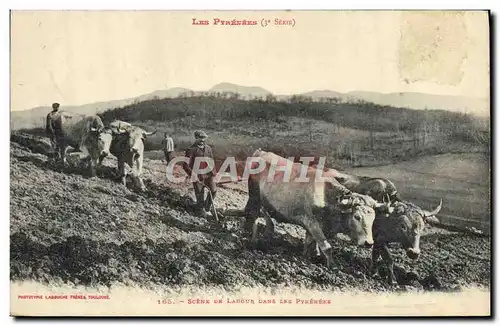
[45,102,61,147]
[161,132,175,164]
[182,130,217,218]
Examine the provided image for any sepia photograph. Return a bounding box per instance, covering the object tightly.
[8,9,491,317]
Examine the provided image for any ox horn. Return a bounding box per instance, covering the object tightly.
[423,198,443,218]
[110,127,127,134]
[143,129,157,136]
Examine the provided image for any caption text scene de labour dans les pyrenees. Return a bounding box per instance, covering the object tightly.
[158,298,333,305]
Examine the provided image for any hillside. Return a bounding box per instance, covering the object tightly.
[10,83,490,130]
[347,91,489,117]
[10,132,491,293]
[93,95,489,169]
[16,93,488,171]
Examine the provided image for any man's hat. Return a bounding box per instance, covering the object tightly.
[194,130,208,139]
[52,103,60,109]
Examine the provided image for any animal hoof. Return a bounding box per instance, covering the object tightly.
[310,254,324,265]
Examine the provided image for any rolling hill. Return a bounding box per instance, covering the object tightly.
[209,82,272,99]
[10,83,490,131]
[347,91,489,117]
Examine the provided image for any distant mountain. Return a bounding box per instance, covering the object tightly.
[135,87,193,101]
[11,82,490,130]
[299,89,347,100]
[208,82,272,99]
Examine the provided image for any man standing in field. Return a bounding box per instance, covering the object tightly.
[182,130,217,218]
[161,132,175,164]
[45,102,62,160]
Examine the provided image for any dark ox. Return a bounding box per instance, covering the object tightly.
[333,170,400,203]
[107,120,156,191]
[243,149,390,269]
[324,168,443,284]
[370,199,442,284]
[47,111,113,177]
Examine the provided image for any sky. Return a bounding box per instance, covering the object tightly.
[10,10,490,112]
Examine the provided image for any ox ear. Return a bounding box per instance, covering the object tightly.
[424,215,440,225]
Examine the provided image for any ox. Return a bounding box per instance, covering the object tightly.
[243,149,390,270]
[333,170,400,203]
[324,168,443,284]
[370,199,442,284]
[48,111,113,177]
[107,120,156,191]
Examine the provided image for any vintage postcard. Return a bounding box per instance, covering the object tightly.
[9,10,491,317]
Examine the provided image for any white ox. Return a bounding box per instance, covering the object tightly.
[107,120,157,191]
[47,111,113,177]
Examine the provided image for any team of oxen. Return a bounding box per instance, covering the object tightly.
[241,149,443,284]
[47,111,155,191]
[46,111,443,285]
